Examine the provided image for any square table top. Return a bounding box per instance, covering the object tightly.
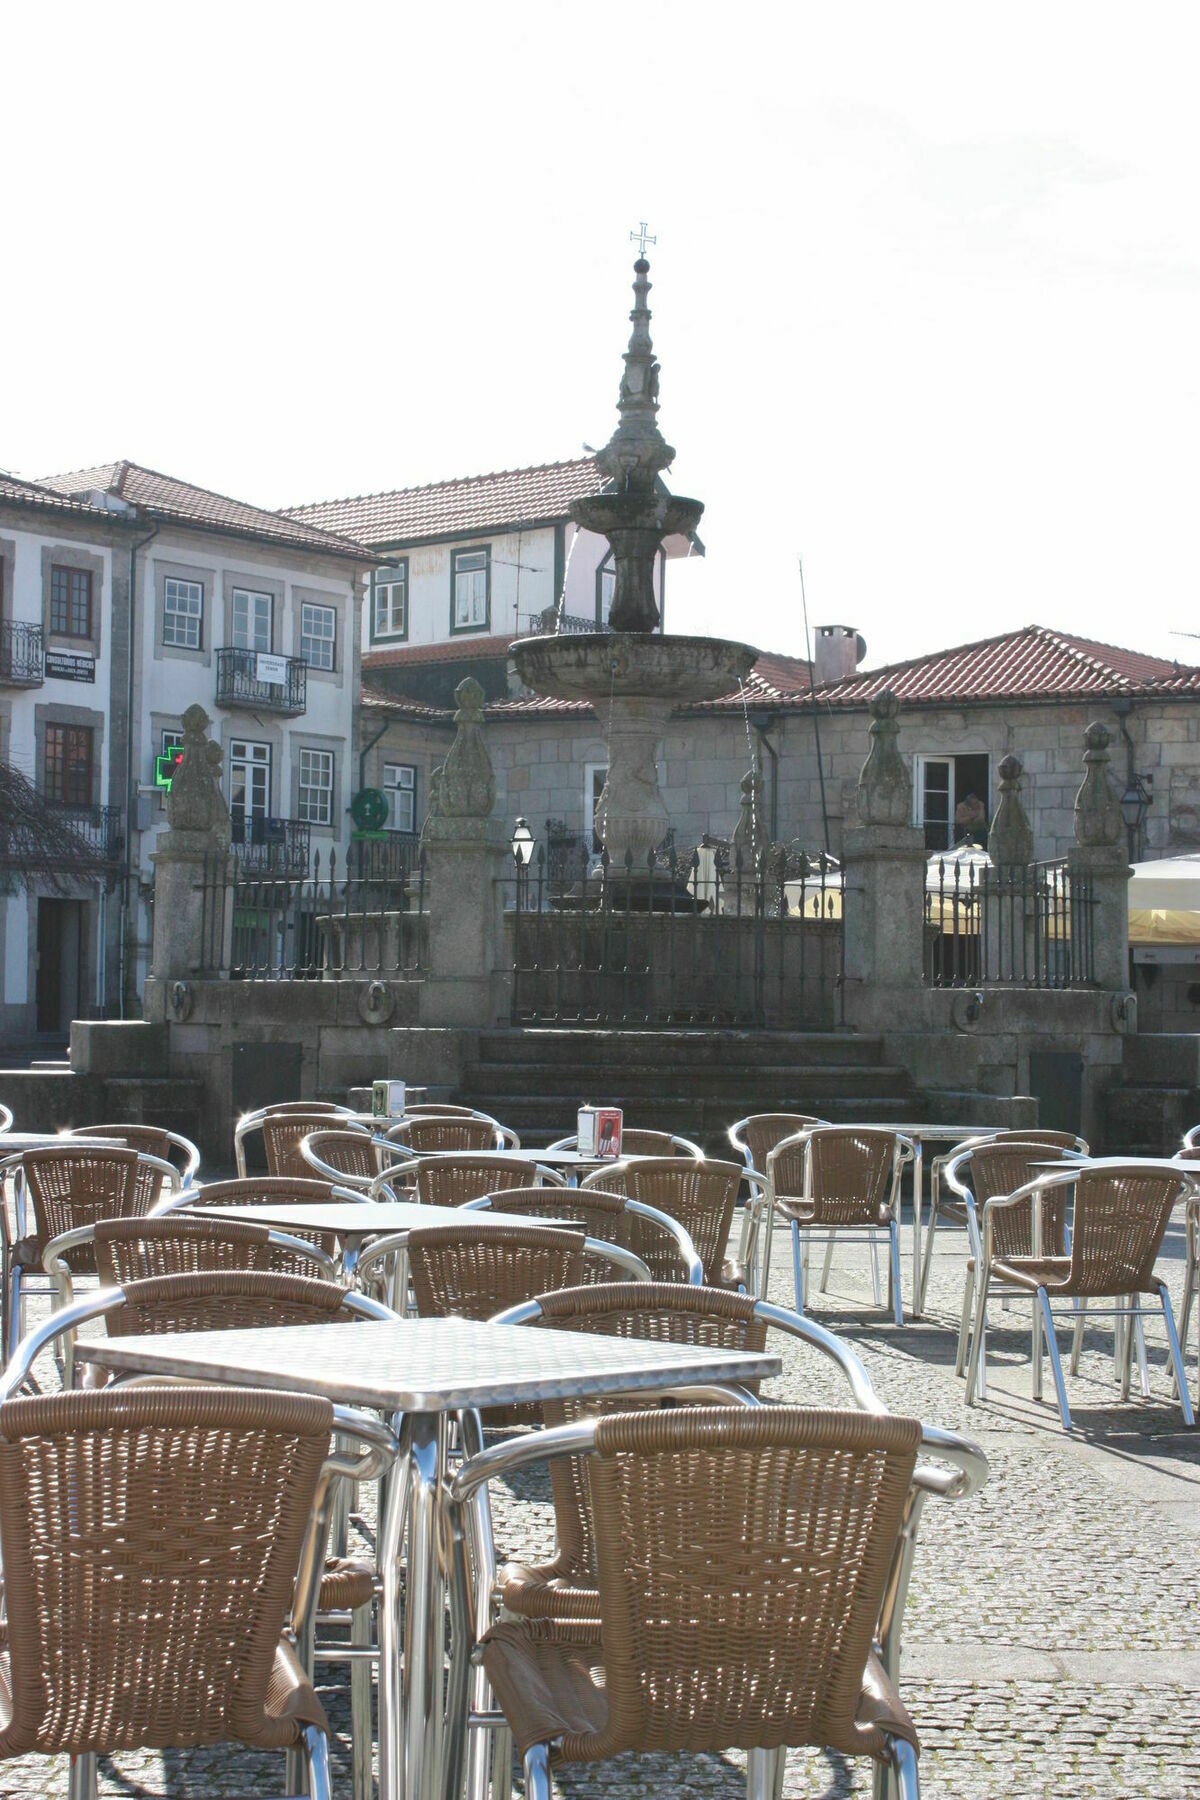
[189,1200,576,1237]
[79,1317,780,1413]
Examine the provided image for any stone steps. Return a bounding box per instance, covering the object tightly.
[471,1028,885,1069]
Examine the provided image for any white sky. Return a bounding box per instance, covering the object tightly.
[4,2,1200,672]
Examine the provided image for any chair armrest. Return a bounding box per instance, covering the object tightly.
[622,1197,704,1285]
[753,1298,886,1415]
[0,1287,127,1401]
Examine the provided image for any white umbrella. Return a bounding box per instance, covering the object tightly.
[1128,854,1200,911]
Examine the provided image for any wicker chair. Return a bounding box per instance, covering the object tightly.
[91,1214,335,1284]
[728,1114,829,1295]
[408,1222,587,1324]
[1183,1124,1200,1152]
[299,1127,387,1187]
[548,1128,704,1159]
[262,1112,371,1181]
[767,1127,907,1326]
[580,1157,750,1288]
[460,1187,704,1284]
[920,1128,1087,1313]
[386,1116,508,1155]
[940,1139,1083,1378]
[965,1162,1194,1429]
[377,1154,562,1209]
[74,1121,201,1190]
[0,1384,363,1799]
[449,1404,987,1800]
[234,1101,358,1179]
[156,1174,360,1260]
[8,1272,395,1800]
[1,1144,175,1363]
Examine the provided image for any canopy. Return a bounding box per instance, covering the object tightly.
[1128,854,1200,911]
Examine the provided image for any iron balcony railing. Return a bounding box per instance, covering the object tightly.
[521,608,613,637]
[0,621,44,686]
[346,832,421,881]
[214,646,307,715]
[44,803,124,865]
[230,815,311,876]
[923,856,1096,988]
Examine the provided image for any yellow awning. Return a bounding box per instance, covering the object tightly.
[1129,907,1200,946]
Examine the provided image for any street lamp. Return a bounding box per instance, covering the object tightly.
[1119,775,1152,861]
[511,817,534,866]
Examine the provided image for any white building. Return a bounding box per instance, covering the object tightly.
[1,462,370,1045]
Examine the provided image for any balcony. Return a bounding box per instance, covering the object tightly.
[521,608,613,638]
[230,814,311,876]
[346,832,421,881]
[0,621,44,686]
[44,803,124,865]
[215,647,307,715]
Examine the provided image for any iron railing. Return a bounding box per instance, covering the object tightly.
[230,815,310,875]
[504,842,843,1028]
[196,844,426,980]
[923,857,1096,988]
[521,608,612,637]
[0,621,43,685]
[214,647,307,714]
[44,803,124,864]
[345,832,421,881]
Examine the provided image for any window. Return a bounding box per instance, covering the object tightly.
[50,566,92,638]
[162,576,203,650]
[383,762,417,834]
[229,739,271,837]
[298,747,334,826]
[915,753,990,853]
[44,723,93,806]
[597,564,615,626]
[451,546,489,631]
[300,601,337,671]
[585,762,608,855]
[373,564,408,639]
[232,587,272,653]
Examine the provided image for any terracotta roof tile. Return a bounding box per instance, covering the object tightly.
[0,471,135,525]
[282,457,610,548]
[360,684,451,722]
[363,635,516,670]
[38,461,373,560]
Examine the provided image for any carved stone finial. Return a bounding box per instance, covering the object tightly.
[424,678,495,839]
[731,764,767,868]
[988,753,1035,867]
[165,704,230,848]
[1073,720,1123,849]
[596,255,675,492]
[856,691,913,827]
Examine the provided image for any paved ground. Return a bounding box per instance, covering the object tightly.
[3,1206,1198,1797]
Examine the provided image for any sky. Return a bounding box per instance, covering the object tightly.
[4,2,1200,673]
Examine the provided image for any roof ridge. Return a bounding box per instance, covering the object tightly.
[812,622,1044,694]
[283,454,598,518]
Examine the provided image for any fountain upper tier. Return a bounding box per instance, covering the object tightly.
[510,629,758,704]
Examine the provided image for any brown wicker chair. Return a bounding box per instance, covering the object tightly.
[451,1405,986,1800]
[386,1114,515,1154]
[234,1101,357,1179]
[767,1127,906,1325]
[299,1127,386,1187]
[549,1128,704,1159]
[459,1186,704,1284]
[262,1112,370,1181]
[407,1222,586,1324]
[73,1120,201,1189]
[965,1162,1194,1428]
[158,1174,355,1259]
[580,1157,747,1288]
[0,1384,340,1798]
[391,1154,557,1208]
[91,1214,335,1284]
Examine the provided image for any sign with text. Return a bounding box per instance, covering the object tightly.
[256,652,288,686]
[45,648,96,683]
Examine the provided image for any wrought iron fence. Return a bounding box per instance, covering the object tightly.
[345,831,421,881]
[504,842,843,1027]
[196,844,427,980]
[0,620,43,685]
[923,857,1095,988]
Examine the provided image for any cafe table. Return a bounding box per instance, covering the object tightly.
[80,1316,779,1800]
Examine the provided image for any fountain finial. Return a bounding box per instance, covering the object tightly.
[597,255,676,490]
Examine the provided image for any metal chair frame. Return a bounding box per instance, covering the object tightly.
[579,1157,765,1293]
[234,1102,359,1179]
[0,1104,12,1134]
[73,1122,202,1187]
[766,1128,911,1327]
[548,1129,704,1159]
[728,1115,830,1296]
[461,1189,705,1285]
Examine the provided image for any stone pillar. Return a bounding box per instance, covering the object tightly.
[842,692,928,1027]
[420,678,508,1027]
[985,752,1035,980]
[1068,720,1131,992]
[149,704,231,984]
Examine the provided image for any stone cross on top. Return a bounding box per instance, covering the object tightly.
[630,221,657,257]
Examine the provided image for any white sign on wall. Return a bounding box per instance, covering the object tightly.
[256,652,288,686]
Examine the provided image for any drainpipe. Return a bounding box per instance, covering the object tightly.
[358,720,389,793]
[120,523,158,1019]
[1112,696,1143,863]
[749,711,780,841]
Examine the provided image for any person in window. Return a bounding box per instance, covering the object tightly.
[953,791,988,845]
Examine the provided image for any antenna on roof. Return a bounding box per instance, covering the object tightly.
[799,556,831,856]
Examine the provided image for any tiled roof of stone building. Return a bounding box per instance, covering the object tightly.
[0,471,137,524]
[804,625,1199,708]
[364,635,517,670]
[282,457,611,548]
[38,461,374,560]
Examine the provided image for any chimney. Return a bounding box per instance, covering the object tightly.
[812,624,866,686]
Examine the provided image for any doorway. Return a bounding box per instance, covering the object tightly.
[36,898,84,1034]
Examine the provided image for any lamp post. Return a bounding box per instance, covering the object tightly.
[511,817,534,909]
[1119,775,1151,864]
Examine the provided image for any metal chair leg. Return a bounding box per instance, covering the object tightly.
[524,1741,553,1800]
[1160,1282,1195,1427]
[889,1221,903,1327]
[1038,1289,1071,1429]
[918,1191,939,1314]
[305,1721,333,1800]
[7,1266,22,1365]
[818,1231,836,1293]
[791,1220,804,1314]
[1032,1291,1044,1401]
[349,1599,372,1800]
[888,1735,920,1800]
[67,1753,98,1800]
[870,1236,883,1307]
[746,1747,785,1799]
[1133,1302,1150,1398]
[1070,1298,1087,1375]
[492,1720,515,1799]
[955,1263,974,1376]
[965,1263,992,1406]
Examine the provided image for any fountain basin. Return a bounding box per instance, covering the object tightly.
[509,632,758,704]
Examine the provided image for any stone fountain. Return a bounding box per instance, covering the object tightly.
[509,253,758,897]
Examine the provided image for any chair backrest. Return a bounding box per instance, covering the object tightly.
[399,1104,479,1118]
[0,1103,12,1134]
[234,1101,352,1177]
[300,1128,382,1184]
[470,1187,634,1281]
[0,1385,332,1756]
[407,1222,585,1322]
[533,1281,769,1581]
[583,1158,742,1282]
[262,1112,366,1180]
[1182,1124,1200,1152]
[1063,1166,1188,1297]
[554,1129,701,1158]
[414,1156,541,1208]
[74,1123,201,1186]
[20,1145,142,1267]
[967,1140,1078,1257]
[104,1270,357,1336]
[180,1175,341,1254]
[579,1406,922,1760]
[738,1114,827,1174]
[389,1117,500,1155]
[768,1128,898,1227]
[93,1215,328,1285]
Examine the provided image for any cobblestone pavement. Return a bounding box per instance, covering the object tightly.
[2,1207,1198,1797]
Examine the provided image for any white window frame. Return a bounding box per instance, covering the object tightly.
[297,747,334,827]
[598,565,616,626]
[452,546,489,631]
[232,586,273,654]
[914,753,990,853]
[162,576,203,650]
[300,600,337,671]
[584,761,608,857]
[383,762,417,834]
[229,739,272,843]
[373,565,407,639]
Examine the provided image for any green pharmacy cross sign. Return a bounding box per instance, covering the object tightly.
[155,747,185,790]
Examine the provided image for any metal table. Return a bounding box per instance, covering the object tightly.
[80,1318,778,1800]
